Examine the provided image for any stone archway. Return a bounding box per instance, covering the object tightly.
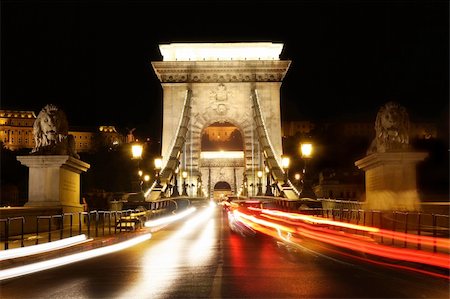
[201,121,244,151]
[213,181,232,201]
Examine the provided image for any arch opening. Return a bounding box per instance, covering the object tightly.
[213,181,232,201]
[201,121,243,151]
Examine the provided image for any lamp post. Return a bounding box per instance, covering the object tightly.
[172,168,180,197]
[299,142,317,199]
[144,174,150,189]
[197,177,202,197]
[264,165,273,196]
[131,143,143,192]
[138,170,143,191]
[154,157,163,188]
[243,173,248,197]
[182,170,188,196]
[256,170,263,196]
[281,155,290,187]
[294,172,301,189]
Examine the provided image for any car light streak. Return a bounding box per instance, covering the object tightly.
[250,207,450,251]
[374,229,450,249]
[260,213,378,244]
[249,207,380,233]
[144,207,196,229]
[0,233,152,281]
[296,226,450,269]
[227,210,256,236]
[232,207,450,272]
[0,234,89,261]
[233,210,295,233]
[313,239,450,281]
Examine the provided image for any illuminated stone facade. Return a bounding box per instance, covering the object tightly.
[0,110,36,150]
[152,42,290,197]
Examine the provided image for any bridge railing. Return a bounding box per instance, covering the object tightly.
[243,196,449,253]
[0,198,184,251]
[298,208,449,254]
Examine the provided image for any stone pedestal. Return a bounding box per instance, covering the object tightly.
[17,155,90,213]
[355,151,428,211]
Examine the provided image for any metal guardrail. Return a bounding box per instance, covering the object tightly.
[0,202,177,250]
[297,208,449,253]
[243,196,449,253]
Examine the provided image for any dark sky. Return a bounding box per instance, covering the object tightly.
[1,0,449,140]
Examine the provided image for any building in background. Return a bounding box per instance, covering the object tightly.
[313,168,365,201]
[0,109,126,153]
[282,120,315,137]
[0,110,36,150]
[282,120,438,141]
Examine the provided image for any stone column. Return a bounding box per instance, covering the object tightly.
[17,155,90,213]
[355,151,428,211]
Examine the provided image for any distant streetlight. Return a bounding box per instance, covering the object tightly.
[182,170,188,196]
[300,142,316,200]
[172,168,180,197]
[138,170,144,191]
[300,143,313,158]
[294,172,301,189]
[131,143,143,160]
[154,157,163,188]
[131,143,143,192]
[264,164,273,196]
[144,174,150,188]
[257,170,263,196]
[281,155,290,187]
[243,173,248,197]
[154,157,163,169]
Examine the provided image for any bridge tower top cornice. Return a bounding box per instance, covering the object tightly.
[151,60,291,83]
[151,42,291,83]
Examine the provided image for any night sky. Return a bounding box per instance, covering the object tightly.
[1,0,449,141]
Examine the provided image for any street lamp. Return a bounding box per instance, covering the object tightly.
[182,170,188,196]
[299,142,316,199]
[281,155,290,187]
[294,172,301,189]
[138,170,143,191]
[172,168,180,197]
[144,174,150,189]
[131,143,143,192]
[154,157,163,188]
[243,173,248,197]
[257,170,263,196]
[131,143,143,160]
[264,164,273,196]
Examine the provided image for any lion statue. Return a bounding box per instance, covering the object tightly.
[30,104,80,159]
[367,101,410,154]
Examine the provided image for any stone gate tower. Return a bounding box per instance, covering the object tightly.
[151,42,291,199]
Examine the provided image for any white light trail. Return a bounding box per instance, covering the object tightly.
[144,207,196,229]
[0,233,152,281]
[0,234,89,261]
[118,204,216,299]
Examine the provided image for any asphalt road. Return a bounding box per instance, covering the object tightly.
[1,204,449,299]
